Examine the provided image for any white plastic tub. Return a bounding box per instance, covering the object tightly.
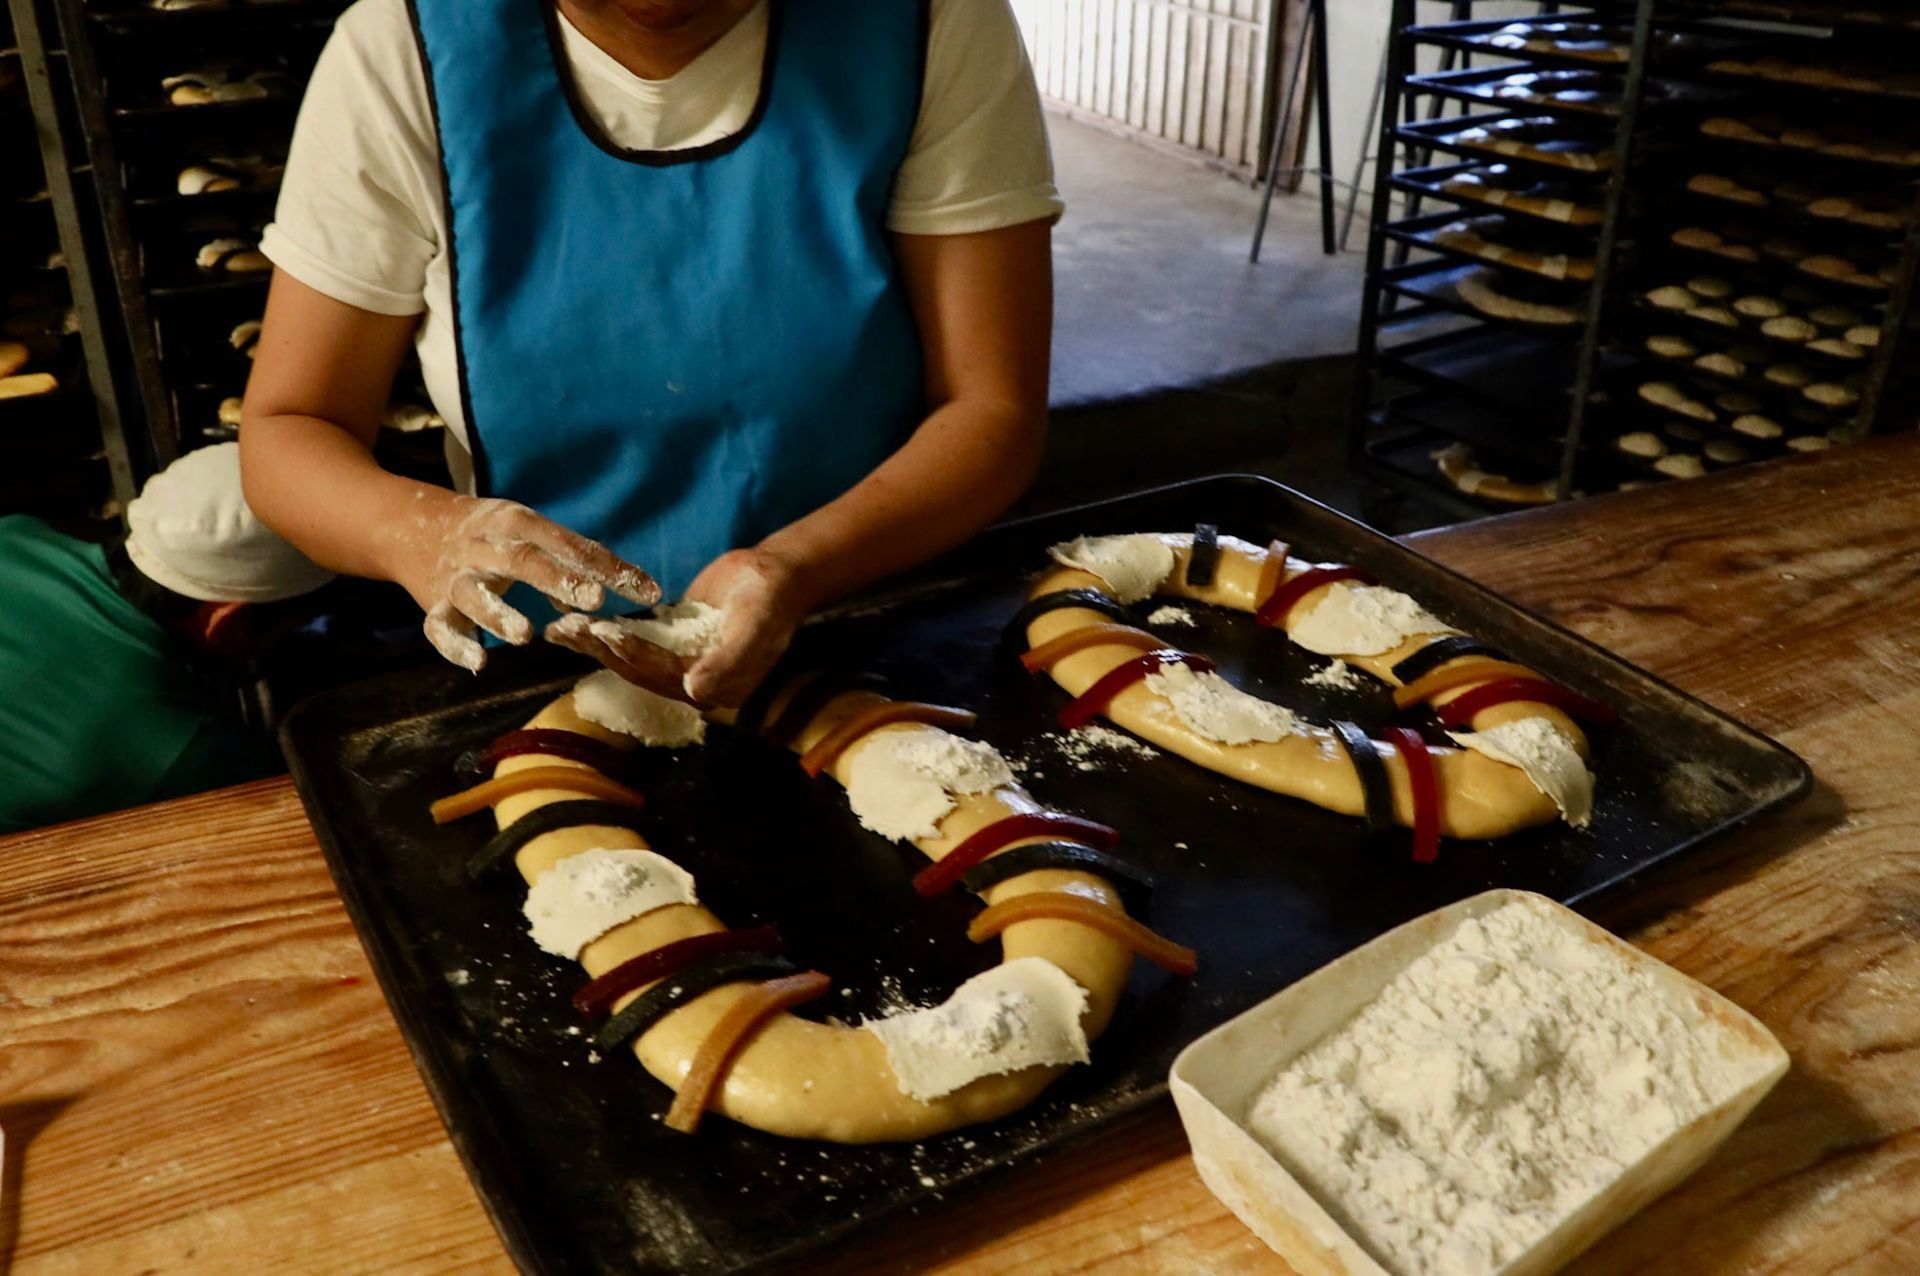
[1169,889,1788,1276]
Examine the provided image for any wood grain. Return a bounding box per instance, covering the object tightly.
[5,438,1920,1273]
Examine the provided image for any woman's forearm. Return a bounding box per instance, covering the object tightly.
[240,410,458,586]
[760,394,1043,607]
[760,220,1053,610]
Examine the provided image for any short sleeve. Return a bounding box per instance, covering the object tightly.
[885,0,1064,237]
[259,0,443,315]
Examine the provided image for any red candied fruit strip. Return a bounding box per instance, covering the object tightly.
[1058,650,1216,731]
[1384,727,1441,864]
[572,924,784,1017]
[1255,565,1376,629]
[913,810,1121,898]
[476,728,632,776]
[1434,677,1617,729]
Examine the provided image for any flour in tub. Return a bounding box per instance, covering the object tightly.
[1246,898,1753,1276]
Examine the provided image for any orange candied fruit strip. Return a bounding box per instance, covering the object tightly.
[429,765,646,824]
[1392,659,1543,709]
[1251,539,1290,613]
[966,891,1197,976]
[663,970,833,1134]
[798,701,978,778]
[1018,622,1167,674]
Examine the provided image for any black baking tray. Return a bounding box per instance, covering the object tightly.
[281,476,1811,1276]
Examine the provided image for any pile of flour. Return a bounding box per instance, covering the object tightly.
[1248,898,1753,1276]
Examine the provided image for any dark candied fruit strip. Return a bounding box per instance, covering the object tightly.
[1434,677,1617,729]
[430,766,646,824]
[1391,635,1508,685]
[798,701,978,777]
[959,840,1155,909]
[594,951,798,1050]
[1329,721,1395,834]
[1255,565,1377,629]
[732,669,793,736]
[1059,650,1216,730]
[914,810,1123,897]
[1001,588,1138,652]
[472,728,633,776]
[1185,523,1220,587]
[574,924,784,1016]
[761,670,888,749]
[1383,727,1440,863]
[664,971,834,1134]
[466,798,650,880]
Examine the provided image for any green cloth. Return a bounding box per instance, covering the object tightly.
[0,515,271,834]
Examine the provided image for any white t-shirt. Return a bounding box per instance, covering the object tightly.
[262,0,1061,477]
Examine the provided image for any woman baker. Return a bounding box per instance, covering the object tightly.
[241,0,1056,705]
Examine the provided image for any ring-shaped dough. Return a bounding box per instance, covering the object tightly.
[1026,533,1579,839]
[483,688,1135,1143]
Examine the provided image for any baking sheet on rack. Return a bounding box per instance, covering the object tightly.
[282,475,1810,1276]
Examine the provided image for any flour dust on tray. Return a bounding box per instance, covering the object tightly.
[1303,659,1363,691]
[1247,898,1755,1276]
[1020,724,1161,775]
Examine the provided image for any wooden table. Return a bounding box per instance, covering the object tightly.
[5,439,1918,1275]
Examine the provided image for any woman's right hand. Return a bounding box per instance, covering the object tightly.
[388,489,660,672]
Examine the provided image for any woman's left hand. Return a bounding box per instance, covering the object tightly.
[680,545,817,707]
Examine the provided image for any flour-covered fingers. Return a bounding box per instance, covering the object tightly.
[467,537,605,614]
[448,570,533,645]
[423,600,487,673]
[494,504,661,607]
[544,614,695,703]
[685,606,790,708]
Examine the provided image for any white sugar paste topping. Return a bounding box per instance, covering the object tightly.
[1047,534,1177,604]
[1143,662,1302,745]
[523,849,698,958]
[1449,717,1595,828]
[589,600,724,659]
[844,726,1016,842]
[573,669,705,747]
[1146,604,1196,627]
[1289,581,1451,657]
[865,957,1091,1101]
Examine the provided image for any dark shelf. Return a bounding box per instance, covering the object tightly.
[1378,258,1592,340]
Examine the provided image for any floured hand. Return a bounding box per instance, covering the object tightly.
[390,491,660,672]
[543,612,695,703]
[681,547,816,707]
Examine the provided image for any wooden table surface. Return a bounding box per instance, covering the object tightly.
[5,439,1919,1275]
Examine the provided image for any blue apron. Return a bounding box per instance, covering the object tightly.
[409,0,929,598]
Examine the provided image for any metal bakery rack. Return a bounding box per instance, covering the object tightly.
[39,0,347,466]
[5,0,452,713]
[1350,0,1920,517]
[3,0,140,534]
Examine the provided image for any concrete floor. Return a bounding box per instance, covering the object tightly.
[1035,115,1451,534]
[1048,115,1365,407]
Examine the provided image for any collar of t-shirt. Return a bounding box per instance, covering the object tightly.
[557,1,768,152]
